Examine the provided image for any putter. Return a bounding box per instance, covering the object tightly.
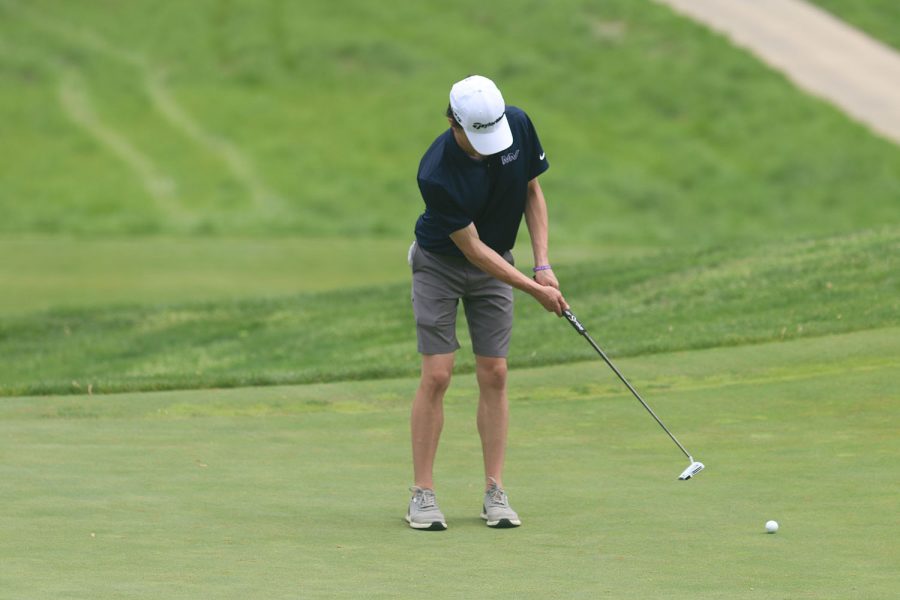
[562,309,704,480]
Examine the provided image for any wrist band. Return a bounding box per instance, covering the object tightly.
[533,265,553,272]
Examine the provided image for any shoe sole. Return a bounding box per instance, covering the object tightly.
[480,512,521,528]
[405,514,447,531]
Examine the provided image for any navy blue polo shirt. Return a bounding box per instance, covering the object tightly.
[414,105,549,257]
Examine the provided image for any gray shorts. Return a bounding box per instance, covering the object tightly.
[409,241,514,357]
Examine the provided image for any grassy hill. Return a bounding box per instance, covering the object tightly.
[1,0,898,246]
[0,0,897,395]
[810,0,900,50]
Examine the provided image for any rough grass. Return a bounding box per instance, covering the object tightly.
[810,0,900,50]
[1,0,899,246]
[2,228,896,396]
[1,329,897,598]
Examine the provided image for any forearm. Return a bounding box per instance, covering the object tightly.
[450,226,543,295]
[524,178,549,267]
[449,219,567,315]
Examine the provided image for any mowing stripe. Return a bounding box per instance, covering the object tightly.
[57,69,183,219]
[7,0,283,213]
[145,66,284,214]
[516,359,900,405]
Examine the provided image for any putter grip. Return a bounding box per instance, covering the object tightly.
[563,310,587,334]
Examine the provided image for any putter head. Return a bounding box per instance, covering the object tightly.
[678,461,704,480]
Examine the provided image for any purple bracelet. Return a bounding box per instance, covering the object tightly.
[533,265,553,272]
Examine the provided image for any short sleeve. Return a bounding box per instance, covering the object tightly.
[417,179,473,235]
[524,113,549,180]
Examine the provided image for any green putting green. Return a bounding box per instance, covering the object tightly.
[2,328,896,598]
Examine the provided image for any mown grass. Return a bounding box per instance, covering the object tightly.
[0,236,413,315]
[0,236,657,316]
[1,329,897,598]
[2,228,896,396]
[1,0,899,246]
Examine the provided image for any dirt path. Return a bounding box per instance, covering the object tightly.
[655,0,900,146]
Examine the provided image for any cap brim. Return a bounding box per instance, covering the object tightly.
[464,115,513,156]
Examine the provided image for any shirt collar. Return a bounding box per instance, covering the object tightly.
[445,129,487,166]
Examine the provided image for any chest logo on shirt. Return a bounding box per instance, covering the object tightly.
[500,148,520,165]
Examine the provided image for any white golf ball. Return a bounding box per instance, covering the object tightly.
[765,520,779,533]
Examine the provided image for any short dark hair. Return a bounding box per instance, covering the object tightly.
[446,103,461,129]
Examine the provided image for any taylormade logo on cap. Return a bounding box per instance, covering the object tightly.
[472,113,505,130]
[449,75,513,155]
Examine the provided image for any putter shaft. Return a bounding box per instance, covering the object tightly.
[563,309,694,462]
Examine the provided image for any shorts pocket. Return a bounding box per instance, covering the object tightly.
[407,241,417,268]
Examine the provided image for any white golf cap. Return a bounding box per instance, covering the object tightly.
[449,75,513,155]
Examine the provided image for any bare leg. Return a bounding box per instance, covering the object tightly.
[411,353,455,490]
[475,355,509,491]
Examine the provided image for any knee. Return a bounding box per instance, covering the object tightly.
[477,360,508,391]
[420,366,452,396]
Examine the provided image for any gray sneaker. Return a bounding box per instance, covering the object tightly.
[481,479,521,528]
[406,487,447,531]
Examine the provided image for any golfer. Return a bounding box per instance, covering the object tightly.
[406,75,568,530]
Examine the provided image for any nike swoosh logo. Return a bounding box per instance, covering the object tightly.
[539,152,545,160]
